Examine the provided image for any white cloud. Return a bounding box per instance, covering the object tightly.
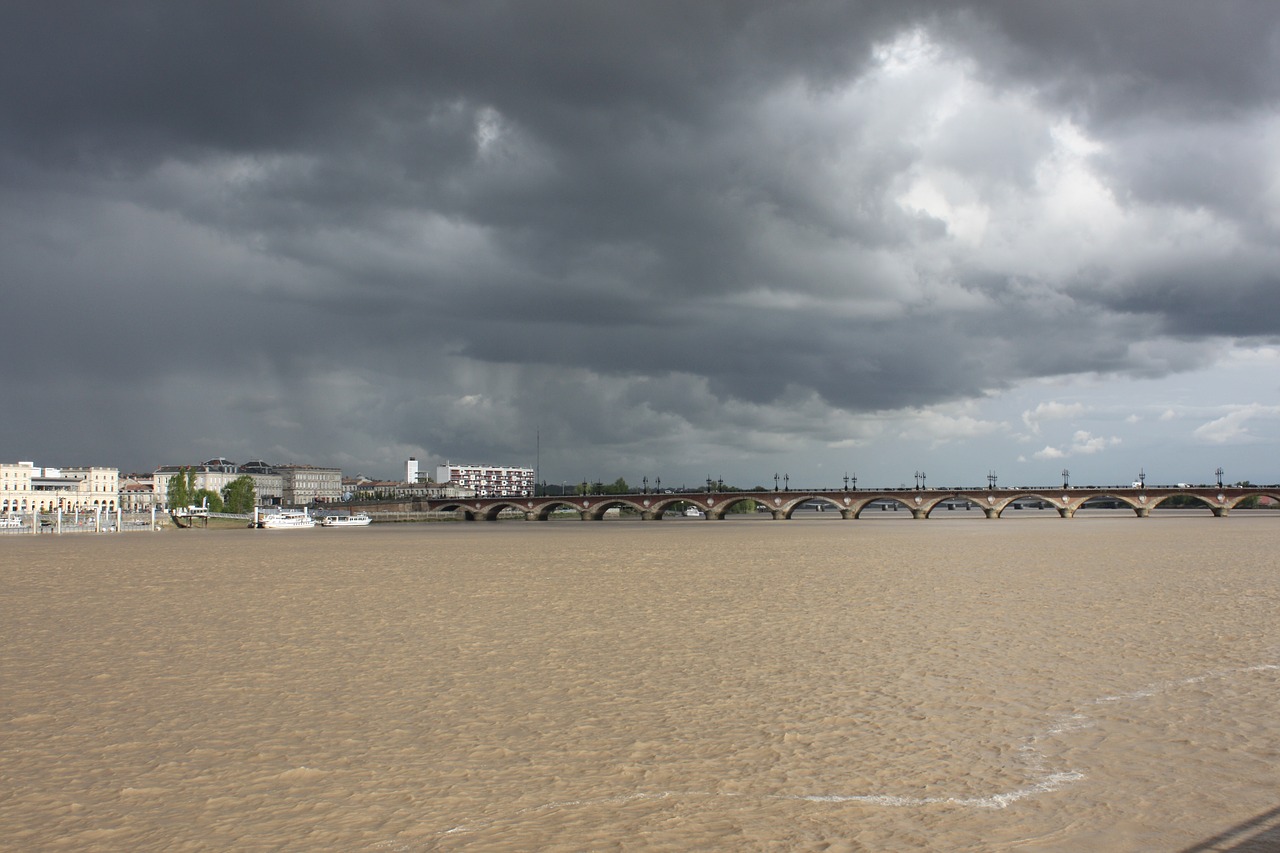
[1192,404,1280,444]
[1021,401,1086,434]
[1070,430,1121,454]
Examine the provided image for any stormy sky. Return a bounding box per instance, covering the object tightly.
[3,1,1279,488]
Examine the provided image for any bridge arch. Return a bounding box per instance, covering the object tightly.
[961,491,1068,519]
[1145,491,1222,514]
[1072,493,1147,516]
[771,494,847,519]
[532,498,587,520]
[850,495,918,518]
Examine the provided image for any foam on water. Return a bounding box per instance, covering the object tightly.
[426,659,1277,841]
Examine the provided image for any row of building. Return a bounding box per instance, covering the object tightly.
[2,457,536,515]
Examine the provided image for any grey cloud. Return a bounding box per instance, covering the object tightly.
[2,1,1278,481]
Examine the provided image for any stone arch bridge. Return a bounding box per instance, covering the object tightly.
[394,486,1276,521]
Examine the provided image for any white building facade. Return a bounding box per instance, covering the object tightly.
[435,462,535,497]
[1,461,120,514]
[152,458,285,508]
[275,465,343,505]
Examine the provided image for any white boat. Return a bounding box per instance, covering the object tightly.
[320,513,371,527]
[258,509,316,529]
[684,506,705,518]
[0,516,24,529]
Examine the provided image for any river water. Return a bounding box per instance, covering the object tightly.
[2,515,1277,851]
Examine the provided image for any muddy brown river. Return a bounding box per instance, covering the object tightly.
[2,514,1277,850]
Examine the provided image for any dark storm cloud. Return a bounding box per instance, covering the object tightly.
[2,1,1278,478]
[955,0,1280,123]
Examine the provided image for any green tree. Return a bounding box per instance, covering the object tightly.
[192,489,224,512]
[1234,481,1259,509]
[221,475,257,513]
[166,468,196,509]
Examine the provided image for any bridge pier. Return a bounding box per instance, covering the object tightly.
[983,507,998,519]
[1212,507,1229,517]
[911,509,927,520]
[1057,507,1075,518]
[1134,507,1150,518]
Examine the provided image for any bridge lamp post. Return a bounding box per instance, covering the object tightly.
[987,470,997,490]
[784,473,790,490]
[706,477,713,493]
[1062,469,1070,489]
[1137,468,1146,489]
[1215,467,1224,488]
[718,477,724,492]
[851,473,857,491]
[843,473,849,490]
[774,473,779,492]
[642,476,648,494]
[656,476,661,492]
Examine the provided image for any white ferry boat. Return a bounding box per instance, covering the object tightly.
[257,509,316,529]
[0,516,24,529]
[320,513,371,527]
[684,506,705,518]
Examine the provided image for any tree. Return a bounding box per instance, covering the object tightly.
[192,489,224,512]
[222,475,257,513]
[1234,481,1259,509]
[166,468,196,509]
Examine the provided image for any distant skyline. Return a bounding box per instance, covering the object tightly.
[3,2,1279,487]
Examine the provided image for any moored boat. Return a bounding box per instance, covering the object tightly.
[320,513,371,527]
[257,508,316,529]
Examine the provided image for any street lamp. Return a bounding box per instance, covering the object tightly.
[851,473,857,491]
[774,473,779,492]
[642,476,648,494]
[987,470,997,489]
[1062,468,1070,489]
[1215,467,1224,488]
[843,472,849,490]
[1137,468,1146,489]
[784,473,790,490]
[656,476,661,492]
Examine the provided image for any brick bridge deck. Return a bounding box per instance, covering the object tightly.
[382,487,1276,521]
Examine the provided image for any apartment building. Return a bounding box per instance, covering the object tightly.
[434,462,535,497]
